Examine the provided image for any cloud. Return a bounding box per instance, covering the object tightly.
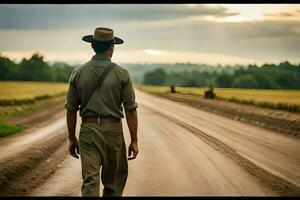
[1,17,299,63]
[0,4,239,29]
[264,12,297,17]
[117,18,300,61]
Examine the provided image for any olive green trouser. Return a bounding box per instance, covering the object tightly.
[79,122,128,197]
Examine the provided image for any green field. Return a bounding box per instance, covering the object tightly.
[138,85,300,113]
[0,81,68,137]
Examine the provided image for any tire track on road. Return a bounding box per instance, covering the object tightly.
[0,101,71,196]
[0,130,68,196]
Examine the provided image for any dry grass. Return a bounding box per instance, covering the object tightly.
[137,85,300,113]
[0,81,68,106]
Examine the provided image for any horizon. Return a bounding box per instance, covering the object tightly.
[1,51,299,68]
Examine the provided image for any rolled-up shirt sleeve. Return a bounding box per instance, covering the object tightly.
[122,70,138,112]
[65,70,80,112]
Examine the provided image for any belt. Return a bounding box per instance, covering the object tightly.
[82,116,121,124]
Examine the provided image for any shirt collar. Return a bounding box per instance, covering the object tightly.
[92,53,111,61]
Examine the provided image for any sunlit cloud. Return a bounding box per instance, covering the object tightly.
[266,12,296,17]
[208,4,300,22]
[263,11,300,21]
[143,49,169,56]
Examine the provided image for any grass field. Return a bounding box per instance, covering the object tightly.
[0,81,68,106]
[137,85,300,113]
[0,81,68,137]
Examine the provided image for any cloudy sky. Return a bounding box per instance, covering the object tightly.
[0,4,300,65]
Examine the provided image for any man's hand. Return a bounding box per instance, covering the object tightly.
[69,138,80,159]
[125,109,138,161]
[128,142,139,160]
[66,110,78,159]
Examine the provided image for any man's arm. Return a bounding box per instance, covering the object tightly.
[67,110,79,159]
[121,69,139,160]
[125,109,138,160]
[65,69,80,159]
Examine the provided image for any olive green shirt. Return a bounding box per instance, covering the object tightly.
[65,54,138,118]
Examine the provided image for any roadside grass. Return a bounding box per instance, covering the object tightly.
[0,81,68,137]
[137,85,300,113]
[0,96,66,137]
[0,115,23,137]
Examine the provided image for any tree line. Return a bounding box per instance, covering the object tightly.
[0,53,74,82]
[143,62,300,89]
[1,52,300,89]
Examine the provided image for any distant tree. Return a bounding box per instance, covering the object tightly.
[276,71,300,89]
[254,73,280,89]
[19,53,50,81]
[183,77,198,87]
[216,74,233,88]
[248,64,258,69]
[143,68,167,85]
[0,52,75,82]
[0,54,19,80]
[232,74,259,88]
[50,62,75,82]
[279,61,292,68]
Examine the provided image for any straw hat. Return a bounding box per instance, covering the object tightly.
[82,27,124,44]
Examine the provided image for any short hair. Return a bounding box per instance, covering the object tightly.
[91,41,113,53]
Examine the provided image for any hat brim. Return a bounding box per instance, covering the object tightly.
[82,35,124,44]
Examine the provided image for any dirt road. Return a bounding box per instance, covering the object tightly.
[30,104,273,196]
[1,89,300,196]
[134,90,300,194]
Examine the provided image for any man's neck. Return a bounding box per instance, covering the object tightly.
[92,52,111,61]
[95,51,111,59]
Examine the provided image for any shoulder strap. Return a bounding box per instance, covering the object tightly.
[82,63,115,107]
[96,63,115,88]
[89,63,115,101]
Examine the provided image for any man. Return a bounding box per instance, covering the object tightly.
[65,27,139,197]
